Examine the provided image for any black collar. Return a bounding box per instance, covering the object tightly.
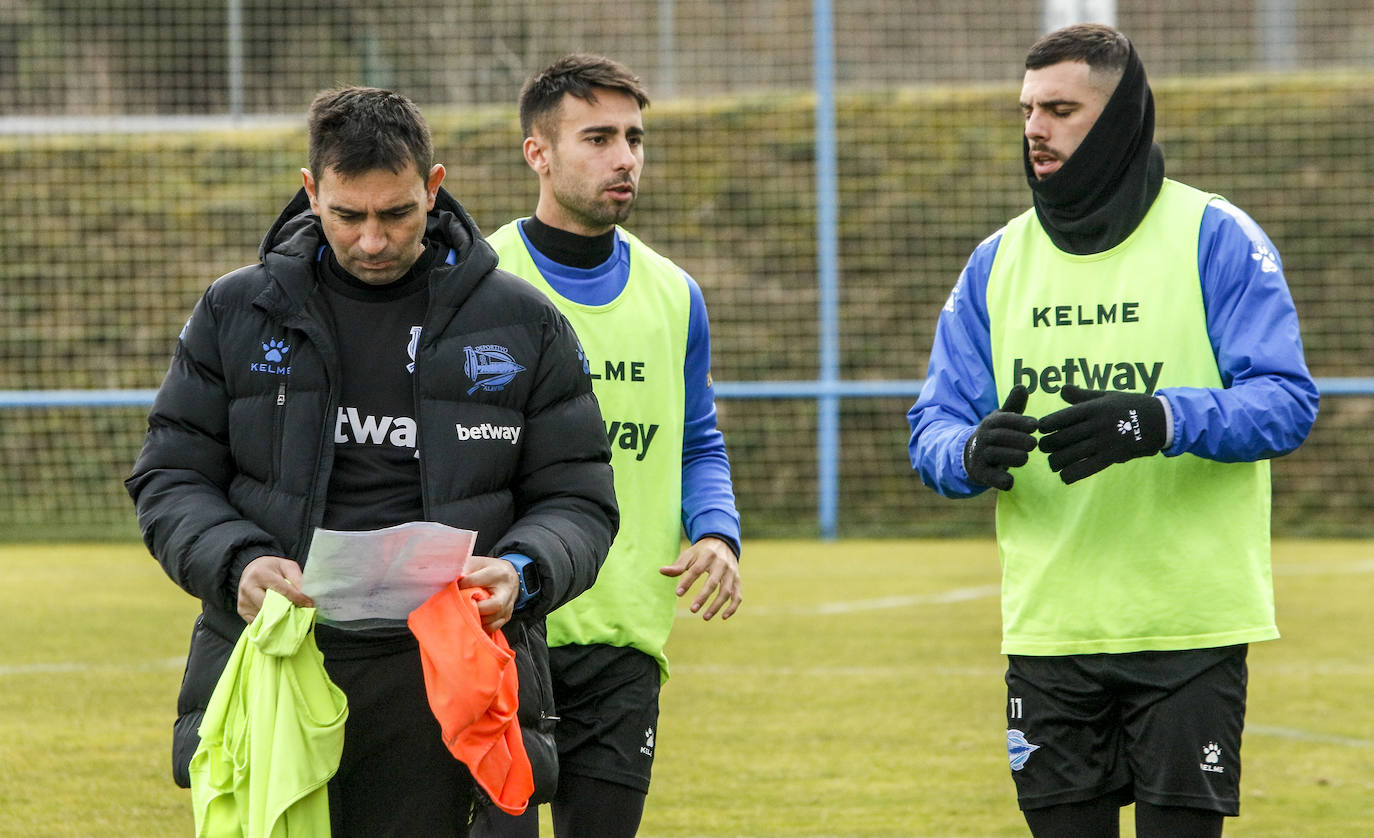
[521,215,616,269]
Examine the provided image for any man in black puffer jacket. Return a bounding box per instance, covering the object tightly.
[126,86,617,837]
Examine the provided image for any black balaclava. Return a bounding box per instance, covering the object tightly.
[1025,41,1165,255]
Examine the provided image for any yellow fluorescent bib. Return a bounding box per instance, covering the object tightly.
[986,180,1274,655]
[191,590,347,838]
[489,222,688,679]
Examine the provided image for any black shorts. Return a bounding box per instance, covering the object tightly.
[548,643,662,793]
[322,636,477,836]
[1005,645,1248,816]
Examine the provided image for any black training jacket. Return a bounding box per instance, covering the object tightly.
[126,186,617,795]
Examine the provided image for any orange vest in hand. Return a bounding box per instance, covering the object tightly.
[407,580,535,815]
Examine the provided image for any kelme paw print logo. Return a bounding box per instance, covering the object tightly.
[1203,742,1222,764]
[1251,243,1278,273]
[262,339,290,363]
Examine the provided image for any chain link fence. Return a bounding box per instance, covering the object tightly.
[2,0,1371,538]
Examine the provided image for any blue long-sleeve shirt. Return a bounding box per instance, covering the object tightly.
[908,200,1319,499]
[519,223,742,556]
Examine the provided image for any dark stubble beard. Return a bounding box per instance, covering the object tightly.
[555,181,636,231]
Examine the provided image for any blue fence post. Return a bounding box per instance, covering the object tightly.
[813,0,840,540]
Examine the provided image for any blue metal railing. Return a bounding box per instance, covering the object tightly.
[3,379,1370,541]
[1,377,1368,406]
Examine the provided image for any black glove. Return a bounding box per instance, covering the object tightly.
[1037,385,1166,485]
[963,385,1039,491]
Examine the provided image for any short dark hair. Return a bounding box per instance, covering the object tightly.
[1025,23,1132,75]
[518,54,650,140]
[307,86,433,182]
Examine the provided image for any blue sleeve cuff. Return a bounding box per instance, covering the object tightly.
[1157,394,1175,452]
[686,509,741,559]
[499,553,540,609]
[698,533,741,561]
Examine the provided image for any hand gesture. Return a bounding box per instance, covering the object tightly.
[659,536,742,621]
[963,385,1039,490]
[1038,385,1166,484]
[237,555,313,623]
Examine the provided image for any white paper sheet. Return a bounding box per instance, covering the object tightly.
[301,521,476,629]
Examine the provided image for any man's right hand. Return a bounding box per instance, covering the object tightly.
[962,385,1038,491]
[237,555,313,623]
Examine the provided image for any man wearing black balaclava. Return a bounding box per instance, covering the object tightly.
[907,24,1317,838]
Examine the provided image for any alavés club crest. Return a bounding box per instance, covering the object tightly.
[464,344,526,395]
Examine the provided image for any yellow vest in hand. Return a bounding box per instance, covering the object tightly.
[191,590,348,838]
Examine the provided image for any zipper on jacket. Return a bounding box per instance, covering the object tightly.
[299,306,340,559]
[271,381,287,483]
[512,621,558,728]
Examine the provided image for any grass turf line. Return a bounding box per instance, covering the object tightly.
[1,540,1370,837]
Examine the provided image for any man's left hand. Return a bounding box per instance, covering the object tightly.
[660,536,742,621]
[1038,385,1167,484]
[460,555,519,632]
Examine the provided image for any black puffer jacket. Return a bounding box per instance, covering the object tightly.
[126,187,617,794]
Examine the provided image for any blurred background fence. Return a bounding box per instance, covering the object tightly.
[2,0,1371,540]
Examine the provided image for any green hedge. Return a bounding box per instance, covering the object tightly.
[2,73,1370,539]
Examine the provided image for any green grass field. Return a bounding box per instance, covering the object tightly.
[1,540,1370,837]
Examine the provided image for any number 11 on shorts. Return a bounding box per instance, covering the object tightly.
[1009,697,1023,719]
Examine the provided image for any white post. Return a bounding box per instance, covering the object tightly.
[226,0,243,117]
[1258,0,1298,70]
[1042,0,1117,33]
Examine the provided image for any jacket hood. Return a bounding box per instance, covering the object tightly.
[255,185,499,315]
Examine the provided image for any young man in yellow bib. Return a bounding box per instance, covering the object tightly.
[475,54,742,838]
[906,24,1317,838]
